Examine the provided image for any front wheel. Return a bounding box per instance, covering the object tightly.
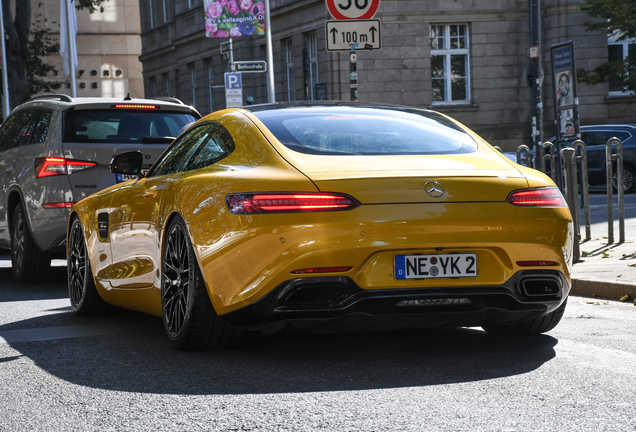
[482,298,568,336]
[613,166,636,193]
[11,203,51,282]
[161,215,242,350]
[68,217,109,316]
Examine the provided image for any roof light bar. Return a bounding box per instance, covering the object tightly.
[112,104,157,109]
[226,193,360,214]
[507,187,567,207]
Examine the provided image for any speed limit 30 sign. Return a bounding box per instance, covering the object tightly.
[325,0,380,20]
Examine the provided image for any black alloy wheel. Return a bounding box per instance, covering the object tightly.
[11,202,50,283]
[67,217,108,315]
[161,215,242,350]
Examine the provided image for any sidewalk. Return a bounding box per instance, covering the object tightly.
[570,216,636,303]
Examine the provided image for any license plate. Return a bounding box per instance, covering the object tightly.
[394,253,477,280]
[116,170,148,183]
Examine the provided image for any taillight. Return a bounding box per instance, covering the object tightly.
[516,261,558,266]
[226,193,360,214]
[291,267,353,274]
[43,202,75,209]
[35,157,97,178]
[506,187,567,207]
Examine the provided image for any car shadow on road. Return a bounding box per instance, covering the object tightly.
[0,307,558,395]
[0,266,68,302]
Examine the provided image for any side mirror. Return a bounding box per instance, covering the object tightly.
[109,151,144,177]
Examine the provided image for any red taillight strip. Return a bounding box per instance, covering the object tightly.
[516,261,558,266]
[43,202,75,208]
[291,267,353,274]
[507,187,567,207]
[112,104,157,109]
[226,193,360,214]
[35,157,97,178]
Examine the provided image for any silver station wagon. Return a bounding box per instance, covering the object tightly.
[0,95,199,282]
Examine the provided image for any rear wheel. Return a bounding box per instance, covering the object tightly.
[68,217,109,316]
[161,215,242,350]
[613,166,636,193]
[11,203,51,283]
[482,298,568,336]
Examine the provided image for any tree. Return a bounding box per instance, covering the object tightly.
[578,0,636,94]
[2,0,107,110]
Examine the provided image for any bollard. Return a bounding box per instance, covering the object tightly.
[494,145,503,153]
[572,139,591,241]
[606,137,625,243]
[516,145,531,167]
[540,141,558,184]
[561,147,580,262]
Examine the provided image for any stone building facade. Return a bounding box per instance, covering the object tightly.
[138,0,636,150]
[35,0,143,99]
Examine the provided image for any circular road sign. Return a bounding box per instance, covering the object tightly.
[325,0,380,20]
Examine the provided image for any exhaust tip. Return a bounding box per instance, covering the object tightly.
[521,277,561,297]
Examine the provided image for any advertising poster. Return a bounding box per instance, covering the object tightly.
[204,0,265,38]
[556,70,573,107]
[559,108,575,137]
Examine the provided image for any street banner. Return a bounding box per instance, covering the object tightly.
[204,0,266,38]
[551,41,580,140]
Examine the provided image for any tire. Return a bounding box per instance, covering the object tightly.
[482,297,568,336]
[613,166,636,193]
[67,217,109,316]
[11,202,51,283]
[161,215,243,350]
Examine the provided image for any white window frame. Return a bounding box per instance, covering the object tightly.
[607,32,636,96]
[430,23,471,104]
[285,38,295,101]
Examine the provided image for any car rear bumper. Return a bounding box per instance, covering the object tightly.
[221,270,570,334]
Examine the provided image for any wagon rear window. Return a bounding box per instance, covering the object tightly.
[253,106,477,155]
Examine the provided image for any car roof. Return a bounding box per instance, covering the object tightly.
[13,95,199,115]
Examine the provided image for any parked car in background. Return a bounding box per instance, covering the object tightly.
[0,95,200,282]
[548,125,636,193]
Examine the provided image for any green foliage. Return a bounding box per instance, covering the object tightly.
[76,0,110,14]
[578,0,636,94]
[28,13,63,95]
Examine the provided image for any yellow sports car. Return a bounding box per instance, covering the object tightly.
[68,103,573,350]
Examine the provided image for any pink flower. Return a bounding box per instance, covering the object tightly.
[240,0,253,11]
[227,0,240,15]
[205,19,218,36]
[217,0,228,7]
[251,1,264,15]
[216,29,228,37]
[230,26,242,37]
[205,2,222,18]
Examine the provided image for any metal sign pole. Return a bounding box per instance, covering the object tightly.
[65,0,78,97]
[0,0,11,119]
[264,0,275,103]
[350,51,357,101]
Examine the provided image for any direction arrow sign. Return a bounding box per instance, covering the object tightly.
[325,20,381,51]
[234,61,267,73]
[325,0,380,20]
[224,72,243,108]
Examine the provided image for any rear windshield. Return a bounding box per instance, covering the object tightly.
[64,109,197,143]
[253,106,477,155]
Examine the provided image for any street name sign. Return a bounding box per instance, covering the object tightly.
[224,72,243,108]
[325,0,380,20]
[235,61,267,73]
[325,20,381,51]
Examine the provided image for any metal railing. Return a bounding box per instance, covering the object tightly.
[561,148,580,261]
[606,137,625,243]
[572,140,591,241]
[515,145,531,167]
[539,141,558,184]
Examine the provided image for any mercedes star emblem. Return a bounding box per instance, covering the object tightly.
[424,181,445,198]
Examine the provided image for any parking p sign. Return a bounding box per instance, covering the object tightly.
[224,72,243,108]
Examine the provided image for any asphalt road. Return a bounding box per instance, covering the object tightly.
[1,259,635,431]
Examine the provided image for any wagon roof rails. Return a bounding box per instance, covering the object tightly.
[151,96,185,105]
[29,94,74,103]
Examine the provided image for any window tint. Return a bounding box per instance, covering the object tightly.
[29,110,52,144]
[253,106,477,156]
[149,123,234,176]
[64,109,197,143]
[5,110,39,150]
[582,131,630,146]
[0,114,19,151]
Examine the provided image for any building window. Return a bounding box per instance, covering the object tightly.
[430,24,470,103]
[205,58,215,113]
[304,32,318,100]
[148,0,155,29]
[149,76,156,97]
[285,38,295,101]
[188,0,194,8]
[162,0,168,24]
[188,62,197,107]
[162,72,170,96]
[608,33,636,94]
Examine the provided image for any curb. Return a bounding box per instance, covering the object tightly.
[571,278,636,301]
